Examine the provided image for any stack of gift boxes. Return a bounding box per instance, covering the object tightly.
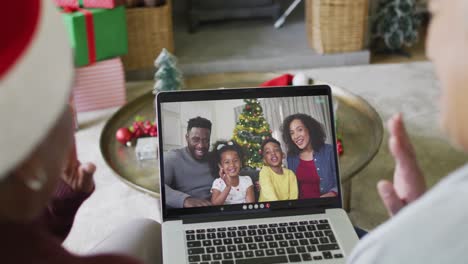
[54,0,128,119]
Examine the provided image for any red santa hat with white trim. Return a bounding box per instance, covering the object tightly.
[0,0,73,179]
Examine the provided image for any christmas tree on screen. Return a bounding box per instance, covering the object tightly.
[232,99,272,169]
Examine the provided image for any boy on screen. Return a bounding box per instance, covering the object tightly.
[258,138,299,202]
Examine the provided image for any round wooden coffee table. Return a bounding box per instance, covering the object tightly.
[100,73,383,211]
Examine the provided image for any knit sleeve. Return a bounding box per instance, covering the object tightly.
[36,179,93,242]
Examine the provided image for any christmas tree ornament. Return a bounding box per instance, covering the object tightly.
[153,48,184,93]
[116,127,133,146]
[116,116,158,146]
[337,139,344,156]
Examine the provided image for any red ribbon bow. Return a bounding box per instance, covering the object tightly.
[63,7,96,66]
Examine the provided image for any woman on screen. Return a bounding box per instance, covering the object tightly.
[282,114,337,199]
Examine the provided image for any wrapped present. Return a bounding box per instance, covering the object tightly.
[72,58,126,112]
[54,0,124,9]
[61,6,128,67]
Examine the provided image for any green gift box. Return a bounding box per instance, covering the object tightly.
[62,6,128,67]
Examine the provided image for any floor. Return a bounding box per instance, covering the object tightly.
[126,1,370,80]
[126,2,429,80]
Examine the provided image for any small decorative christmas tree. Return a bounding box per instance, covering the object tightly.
[153,48,184,94]
[372,0,421,54]
[232,99,272,169]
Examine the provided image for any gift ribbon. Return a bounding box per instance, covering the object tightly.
[63,7,96,65]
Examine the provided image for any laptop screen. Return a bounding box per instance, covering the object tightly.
[156,86,342,220]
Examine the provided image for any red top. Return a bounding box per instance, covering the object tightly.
[296,159,321,199]
[0,180,143,264]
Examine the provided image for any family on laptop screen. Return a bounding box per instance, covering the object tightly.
[162,98,338,209]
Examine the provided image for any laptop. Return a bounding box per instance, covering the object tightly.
[156,85,359,264]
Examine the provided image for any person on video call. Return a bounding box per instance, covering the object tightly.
[210,140,255,205]
[349,1,468,262]
[258,138,298,202]
[164,116,215,208]
[282,113,337,199]
[1,1,159,263]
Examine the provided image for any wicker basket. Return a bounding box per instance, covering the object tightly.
[122,0,174,71]
[305,0,368,54]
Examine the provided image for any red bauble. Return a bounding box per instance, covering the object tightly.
[116,127,133,145]
[246,105,251,110]
[337,139,344,155]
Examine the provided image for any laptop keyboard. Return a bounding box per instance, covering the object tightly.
[185,219,343,264]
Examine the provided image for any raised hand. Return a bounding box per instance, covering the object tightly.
[377,113,426,216]
[62,146,95,193]
[219,168,231,187]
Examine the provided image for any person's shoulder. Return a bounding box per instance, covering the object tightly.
[259,166,271,174]
[240,175,253,185]
[211,178,224,189]
[321,143,334,152]
[283,167,295,176]
[165,147,185,160]
[212,178,222,184]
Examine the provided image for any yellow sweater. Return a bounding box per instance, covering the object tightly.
[258,166,298,202]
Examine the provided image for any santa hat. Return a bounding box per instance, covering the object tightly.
[0,0,73,179]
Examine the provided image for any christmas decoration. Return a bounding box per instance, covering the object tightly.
[61,6,128,67]
[292,72,309,86]
[337,139,344,155]
[371,0,421,54]
[260,74,293,87]
[135,137,159,161]
[116,127,133,146]
[153,48,184,94]
[115,116,158,146]
[54,0,124,9]
[232,99,272,169]
[72,58,126,112]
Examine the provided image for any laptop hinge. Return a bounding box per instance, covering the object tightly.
[182,207,326,224]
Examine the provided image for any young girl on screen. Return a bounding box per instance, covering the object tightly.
[210,140,255,205]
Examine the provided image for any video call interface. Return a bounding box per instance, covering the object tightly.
[160,95,339,212]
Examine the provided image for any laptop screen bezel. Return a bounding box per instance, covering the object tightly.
[156,85,343,221]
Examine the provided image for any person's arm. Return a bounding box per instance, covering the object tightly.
[36,161,95,242]
[245,186,255,203]
[211,178,230,205]
[163,151,191,208]
[37,179,92,241]
[377,113,426,216]
[288,170,299,200]
[258,167,279,201]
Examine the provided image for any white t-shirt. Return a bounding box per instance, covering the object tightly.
[211,176,253,205]
[348,164,468,264]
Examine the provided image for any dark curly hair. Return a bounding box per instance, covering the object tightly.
[187,116,212,132]
[260,137,282,156]
[209,140,244,178]
[281,113,326,156]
